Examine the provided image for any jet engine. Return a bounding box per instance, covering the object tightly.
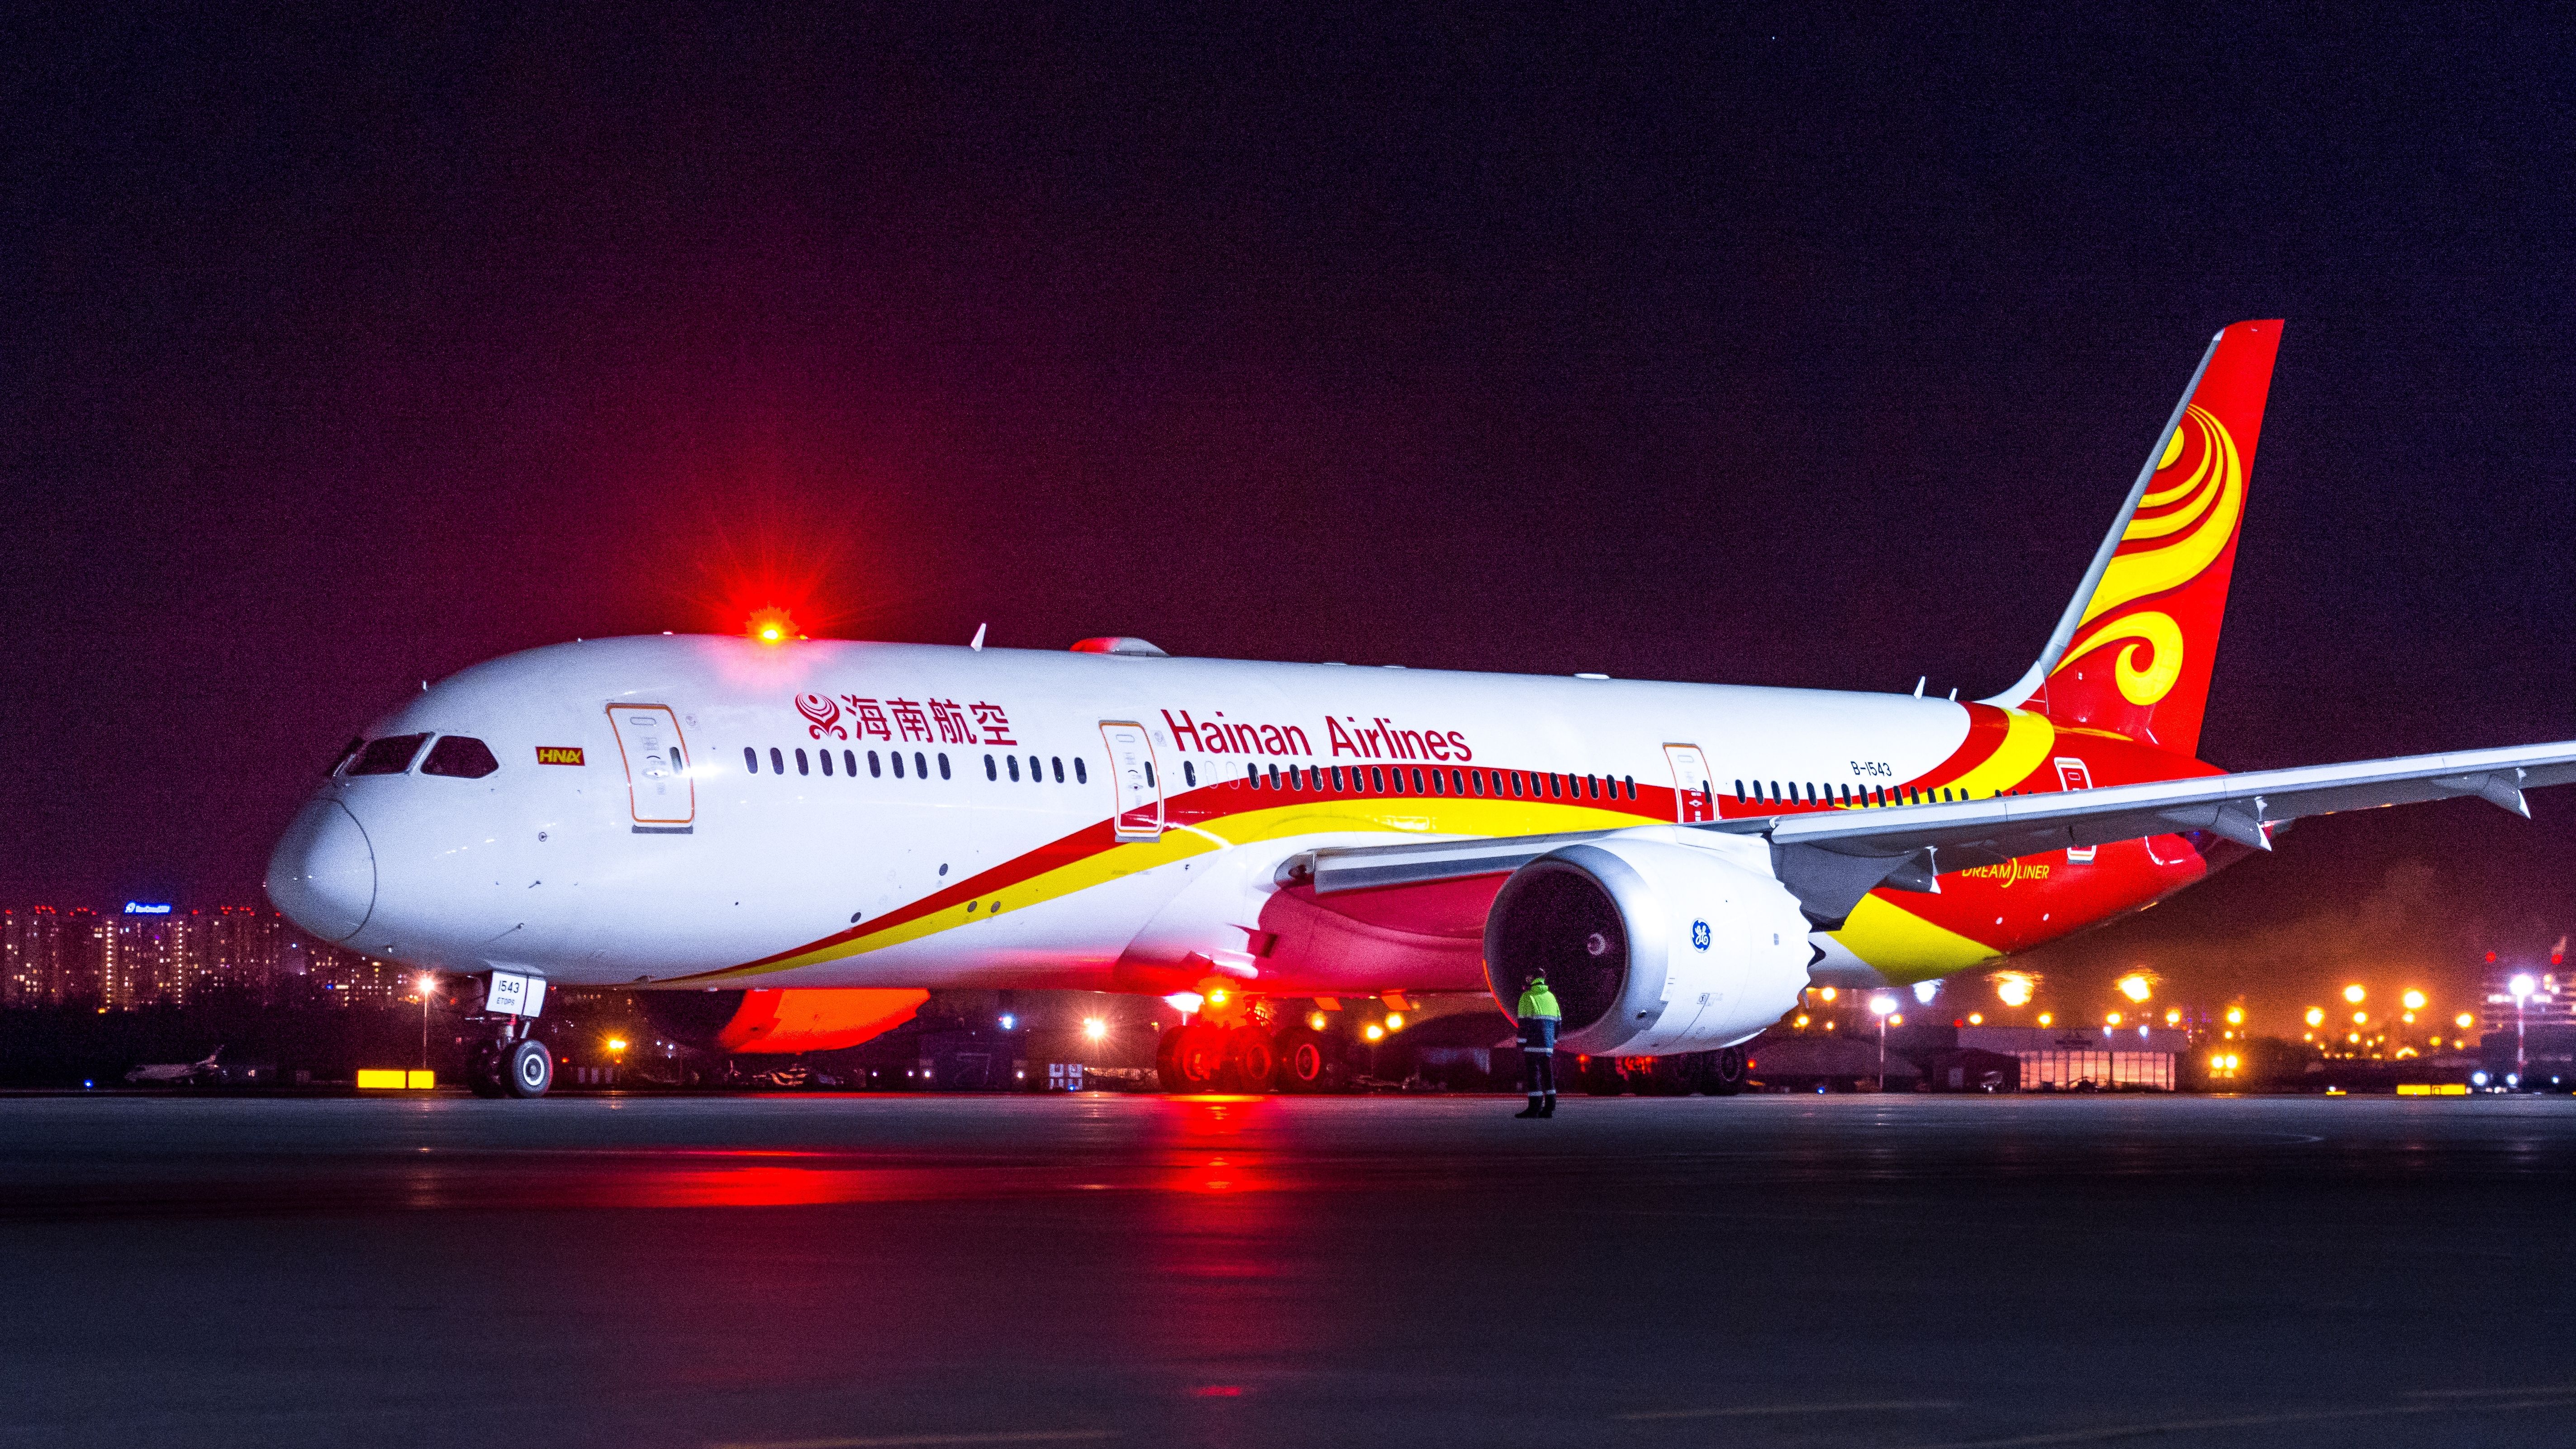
[1482,831,1810,1056]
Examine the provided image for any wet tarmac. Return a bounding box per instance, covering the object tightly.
[4,1091,2576,1449]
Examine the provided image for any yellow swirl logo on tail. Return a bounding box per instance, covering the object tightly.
[2053,403,2244,704]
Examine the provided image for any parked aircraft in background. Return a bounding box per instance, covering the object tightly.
[269,321,2576,1096]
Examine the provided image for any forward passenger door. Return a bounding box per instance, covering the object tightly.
[1099,721,1164,842]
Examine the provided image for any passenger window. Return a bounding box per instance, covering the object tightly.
[1733,779,1745,802]
[1144,761,1155,787]
[892,752,906,779]
[1330,766,1345,790]
[1052,757,1065,783]
[1451,769,1465,794]
[1409,768,1424,793]
[986,754,998,780]
[1430,769,1444,795]
[844,750,856,777]
[1027,755,1041,782]
[1074,758,1087,784]
[1369,766,1386,792]
[1623,775,1635,799]
[1470,771,1485,797]
[745,746,760,774]
[1247,764,1261,787]
[796,749,809,776]
[1269,764,1283,789]
[1509,772,1523,798]
[770,747,785,775]
[820,750,833,776]
[1587,775,1600,799]
[421,736,500,779]
[1008,756,1021,781]
[349,734,431,775]
[1184,760,1198,788]
[869,750,882,778]
[939,753,951,779]
[915,751,928,779]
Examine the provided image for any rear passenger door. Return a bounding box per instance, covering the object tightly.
[607,704,695,829]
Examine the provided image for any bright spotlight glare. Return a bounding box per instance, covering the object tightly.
[1081,1017,1107,1042]
[1912,981,1937,1005]
[2510,974,2538,1001]
[2117,974,2153,1003]
[2401,989,2427,1012]
[2343,983,2366,1005]
[1868,993,1897,1017]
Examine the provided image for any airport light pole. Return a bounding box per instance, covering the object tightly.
[1869,993,1897,1090]
[418,975,435,1072]
[2511,974,2536,1086]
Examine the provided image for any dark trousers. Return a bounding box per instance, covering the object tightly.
[1522,1049,1556,1099]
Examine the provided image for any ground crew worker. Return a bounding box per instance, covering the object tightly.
[1515,972,1562,1117]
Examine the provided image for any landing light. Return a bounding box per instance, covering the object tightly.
[1082,1017,1107,1042]
[1363,1024,1385,1041]
[1384,1013,1404,1031]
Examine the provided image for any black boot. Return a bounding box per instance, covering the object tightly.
[1515,1096,1545,1118]
[1540,1094,1556,1118]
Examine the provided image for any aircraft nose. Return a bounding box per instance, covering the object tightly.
[266,798,376,942]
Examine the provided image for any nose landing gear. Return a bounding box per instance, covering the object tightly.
[462,970,554,1098]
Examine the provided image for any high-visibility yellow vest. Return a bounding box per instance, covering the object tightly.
[1517,982,1561,1020]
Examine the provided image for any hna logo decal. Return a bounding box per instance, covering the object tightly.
[535,746,585,766]
[1691,919,1712,951]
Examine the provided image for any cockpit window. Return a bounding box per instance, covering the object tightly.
[326,736,364,776]
[347,734,431,775]
[420,736,501,779]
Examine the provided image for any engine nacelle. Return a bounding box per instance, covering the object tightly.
[1483,830,1811,1056]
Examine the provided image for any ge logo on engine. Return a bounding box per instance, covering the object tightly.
[1691,919,1712,951]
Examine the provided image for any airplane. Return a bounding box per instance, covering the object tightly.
[266,319,2576,1097]
[125,1048,223,1087]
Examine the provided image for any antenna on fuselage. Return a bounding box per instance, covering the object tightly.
[970,622,987,652]
[1913,676,1925,698]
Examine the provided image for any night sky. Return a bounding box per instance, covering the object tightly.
[7,8,2572,1022]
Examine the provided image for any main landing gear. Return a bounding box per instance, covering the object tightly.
[1155,1018,1336,1093]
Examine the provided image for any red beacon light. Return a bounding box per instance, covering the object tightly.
[746,606,799,647]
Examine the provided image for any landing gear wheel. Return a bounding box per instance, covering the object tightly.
[1227,1029,1278,1093]
[1641,1054,1699,1096]
[466,1041,506,1098]
[1275,1029,1329,1093]
[502,1039,553,1098]
[1707,1046,1748,1096]
[1581,1057,1624,1096]
[1158,1023,1228,1093]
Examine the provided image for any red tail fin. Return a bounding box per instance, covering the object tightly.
[1991,321,2283,756]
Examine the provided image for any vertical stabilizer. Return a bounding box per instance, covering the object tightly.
[1984,320,2283,756]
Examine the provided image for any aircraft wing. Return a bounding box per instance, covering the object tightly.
[1281,740,2576,922]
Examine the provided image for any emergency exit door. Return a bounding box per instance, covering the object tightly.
[606,704,694,828]
[1099,721,1163,842]
[1665,743,1716,823]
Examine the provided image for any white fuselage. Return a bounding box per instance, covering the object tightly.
[268,634,1991,995]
